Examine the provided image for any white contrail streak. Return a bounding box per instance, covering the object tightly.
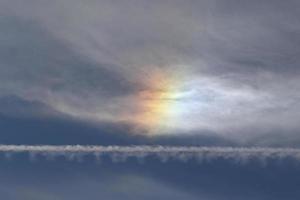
[1,145,300,163]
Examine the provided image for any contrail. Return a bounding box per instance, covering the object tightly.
[1,145,300,163]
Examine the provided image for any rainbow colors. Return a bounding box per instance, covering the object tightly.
[132,70,185,133]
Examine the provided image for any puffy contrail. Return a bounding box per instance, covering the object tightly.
[1,145,300,163]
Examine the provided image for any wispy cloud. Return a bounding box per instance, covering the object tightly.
[1,145,300,164]
[0,0,300,143]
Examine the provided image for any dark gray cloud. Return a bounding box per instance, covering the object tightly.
[0,16,137,109]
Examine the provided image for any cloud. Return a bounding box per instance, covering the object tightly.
[1,2,300,200]
[0,0,300,142]
[1,145,300,164]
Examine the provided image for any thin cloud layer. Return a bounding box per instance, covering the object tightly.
[1,145,300,164]
[0,0,300,143]
[1,2,300,200]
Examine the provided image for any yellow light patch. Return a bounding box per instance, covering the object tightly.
[132,70,183,133]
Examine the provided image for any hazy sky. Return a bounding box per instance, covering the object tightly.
[0,0,300,199]
[1,0,300,140]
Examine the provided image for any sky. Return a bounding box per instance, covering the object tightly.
[0,0,300,199]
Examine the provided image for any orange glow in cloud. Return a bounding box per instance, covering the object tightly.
[131,69,183,133]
